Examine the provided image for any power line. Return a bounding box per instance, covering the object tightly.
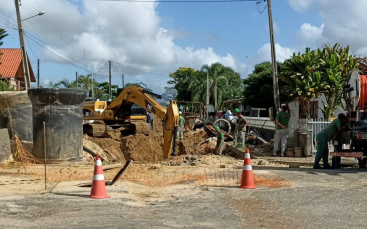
[98,0,260,2]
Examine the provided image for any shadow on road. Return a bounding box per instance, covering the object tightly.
[53,192,90,198]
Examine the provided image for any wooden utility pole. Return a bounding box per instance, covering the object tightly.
[15,0,31,90]
[75,71,78,89]
[109,60,112,99]
[267,0,280,112]
[214,70,217,111]
[122,74,124,88]
[37,59,40,88]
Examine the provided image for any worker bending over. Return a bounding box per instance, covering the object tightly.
[273,104,291,157]
[313,113,349,169]
[178,111,185,140]
[215,126,225,155]
[233,108,247,148]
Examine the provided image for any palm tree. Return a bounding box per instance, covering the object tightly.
[54,78,75,88]
[201,63,229,110]
[77,74,94,91]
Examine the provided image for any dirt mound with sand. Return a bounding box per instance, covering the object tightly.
[84,116,217,163]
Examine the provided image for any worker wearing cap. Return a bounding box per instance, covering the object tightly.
[313,113,349,169]
[273,104,291,157]
[215,126,225,155]
[178,111,185,140]
[233,108,247,148]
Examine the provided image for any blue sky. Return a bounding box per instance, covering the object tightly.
[1,0,366,93]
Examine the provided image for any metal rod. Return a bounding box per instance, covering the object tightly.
[43,121,47,190]
[109,60,112,99]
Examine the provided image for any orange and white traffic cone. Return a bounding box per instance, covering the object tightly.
[90,154,110,199]
[239,149,256,189]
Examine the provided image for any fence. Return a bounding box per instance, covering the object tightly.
[306,119,331,153]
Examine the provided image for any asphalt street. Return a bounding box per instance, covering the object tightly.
[0,167,366,229]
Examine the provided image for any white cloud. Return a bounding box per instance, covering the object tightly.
[292,0,367,56]
[0,0,246,93]
[296,23,324,47]
[242,43,295,77]
[289,0,314,12]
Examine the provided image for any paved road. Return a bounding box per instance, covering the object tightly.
[0,167,366,229]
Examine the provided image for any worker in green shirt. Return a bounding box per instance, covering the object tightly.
[178,111,185,140]
[313,113,349,169]
[273,104,291,157]
[215,126,225,155]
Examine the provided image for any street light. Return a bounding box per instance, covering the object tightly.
[15,0,44,90]
[22,11,45,21]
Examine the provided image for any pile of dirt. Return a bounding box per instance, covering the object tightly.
[177,129,216,155]
[121,131,164,163]
[85,115,216,163]
[83,135,124,163]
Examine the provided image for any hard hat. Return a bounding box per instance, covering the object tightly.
[215,126,220,131]
[234,108,239,113]
[179,111,182,115]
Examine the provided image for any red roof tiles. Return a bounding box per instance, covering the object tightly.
[0,48,36,82]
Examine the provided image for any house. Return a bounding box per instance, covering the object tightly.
[0,48,36,90]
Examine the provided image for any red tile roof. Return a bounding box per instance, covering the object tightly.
[0,48,36,82]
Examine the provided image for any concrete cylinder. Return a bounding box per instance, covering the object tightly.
[0,91,33,141]
[28,89,87,162]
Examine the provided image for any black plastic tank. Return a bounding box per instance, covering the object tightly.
[0,91,33,141]
[28,89,87,162]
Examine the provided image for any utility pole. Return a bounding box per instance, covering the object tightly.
[214,71,217,111]
[122,74,124,88]
[15,0,31,90]
[91,73,94,98]
[206,72,209,120]
[267,0,280,112]
[109,60,112,100]
[37,59,40,88]
[75,71,78,89]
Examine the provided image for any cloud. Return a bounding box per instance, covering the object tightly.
[292,0,367,56]
[242,43,295,77]
[288,0,314,12]
[296,23,324,47]
[0,0,246,93]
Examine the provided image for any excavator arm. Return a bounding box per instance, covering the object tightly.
[109,86,179,158]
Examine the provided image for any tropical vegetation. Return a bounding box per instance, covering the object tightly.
[280,44,359,120]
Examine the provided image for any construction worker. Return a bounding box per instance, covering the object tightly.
[178,111,185,140]
[273,104,291,157]
[233,108,247,148]
[215,126,225,155]
[146,111,153,130]
[313,113,349,169]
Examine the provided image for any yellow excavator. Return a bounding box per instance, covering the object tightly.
[82,86,179,158]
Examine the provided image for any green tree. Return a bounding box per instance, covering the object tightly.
[77,74,94,91]
[244,62,289,109]
[168,67,197,101]
[0,81,13,91]
[280,48,323,118]
[0,28,8,46]
[168,63,243,110]
[280,44,359,120]
[317,44,359,119]
[95,82,118,99]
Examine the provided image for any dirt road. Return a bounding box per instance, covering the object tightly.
[1,158,367,229]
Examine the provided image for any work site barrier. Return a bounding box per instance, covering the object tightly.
[306,119,331,153]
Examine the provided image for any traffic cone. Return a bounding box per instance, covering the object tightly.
[239,149,256,189]
[90,154,110,199]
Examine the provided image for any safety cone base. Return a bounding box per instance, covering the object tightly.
[239,185,256,189]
